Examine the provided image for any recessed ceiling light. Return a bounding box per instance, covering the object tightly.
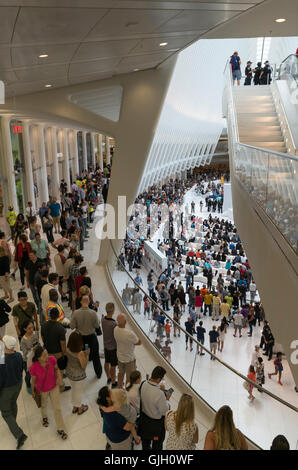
[134,68,139,72]
[159,42,168,47]
[39,54,48,58]
[45,84,52,88]
[275,18,286,23]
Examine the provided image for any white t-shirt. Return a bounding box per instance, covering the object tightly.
[114,327,139,363]
[250,283,256,292]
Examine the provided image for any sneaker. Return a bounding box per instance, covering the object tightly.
[62,386,71,392]
[16,434,27,450]
[200,353,205,356]
[278,381,283,386]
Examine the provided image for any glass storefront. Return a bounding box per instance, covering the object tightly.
[10,120,26,214]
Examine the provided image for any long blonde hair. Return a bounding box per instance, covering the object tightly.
[211,405,241,450]
[175,394,195,436]
[111,389,127,408]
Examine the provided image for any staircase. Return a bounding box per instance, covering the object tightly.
[233,85,287,153]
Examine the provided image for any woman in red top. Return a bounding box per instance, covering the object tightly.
[247,365,256,401]
[14,233,31,289]
[195,287,203,318]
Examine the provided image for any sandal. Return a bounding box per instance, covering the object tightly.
[42,418,49,427]
[72,407,79,414]
[57,430,68,440]
[78,405,88,415]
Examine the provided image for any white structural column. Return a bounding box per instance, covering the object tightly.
[82,131,87,170]
[0,116,18,211]
[37,125,49,203]
[72,130,79,177]
[90,132,96,168]
[50,127,60,199]
[97,134,103,170]
[22,121,35,209]
[105,135,111,165]
[62,129,71,189]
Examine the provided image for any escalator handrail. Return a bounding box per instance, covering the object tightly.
[237,143,298,162]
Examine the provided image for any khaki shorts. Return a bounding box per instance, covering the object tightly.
[52,216,60,224]
[0,275,10,291]
[117,359,136,377]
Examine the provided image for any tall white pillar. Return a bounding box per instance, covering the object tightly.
[0,116,18,212]
[49,127,60,199]
[62,129,71,190]
[82,131,87,171]
[72,130,79,178]
[105,135,111,166]
[90,132,96,169]
[22,121,35,210]
[97,134,103,170]
[37,125,49,203]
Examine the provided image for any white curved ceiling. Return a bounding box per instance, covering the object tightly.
[0,0,264,97]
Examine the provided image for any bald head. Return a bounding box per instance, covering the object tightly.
[117,313,126,328]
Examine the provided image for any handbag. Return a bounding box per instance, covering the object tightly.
[33,363,49,408]
[136,380,165,440]
[57,355,68,370]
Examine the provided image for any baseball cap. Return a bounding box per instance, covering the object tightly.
[2,335,17,350]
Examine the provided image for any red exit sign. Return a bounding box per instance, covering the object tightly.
[13,125,22,133]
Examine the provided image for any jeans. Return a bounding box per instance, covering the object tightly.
[82,333,102,378]
[0,383,24,439]
[204,304,212,316]
[248,323,253,335]
[162,300,169,311]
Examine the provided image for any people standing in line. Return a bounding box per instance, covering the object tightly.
[114,313,141,388]
[268,352,283,386]
[230,51,242,86]
[196,320,206,356]
[185,317,195,352]
[29,346,68,440]
[217,320,227,352]
[65,331,90,415]
[138,366,171,450]
[203,405,248,450]
[101,302,118,388]
[165,394,198,450]
[70,294,102,379]
[0,335,27,449]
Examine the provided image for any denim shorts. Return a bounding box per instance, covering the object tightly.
[232,69,241,80]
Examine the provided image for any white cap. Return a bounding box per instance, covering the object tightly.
[2,335,17,350]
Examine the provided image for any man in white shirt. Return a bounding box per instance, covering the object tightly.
[25,201,36,220]
[138,366,171,450]
[41,272,61,312]
[233,309,243,338]
[113,313,141,388]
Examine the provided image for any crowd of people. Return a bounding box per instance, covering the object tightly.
[0,162,290,451]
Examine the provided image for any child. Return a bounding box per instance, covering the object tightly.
[143,295,150,318]
[164,319,172,343]
[247,365,256,401]
[268,352,283,385]
[157,312,166,339]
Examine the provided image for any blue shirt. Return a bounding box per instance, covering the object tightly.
[49,202,60,218]
[101,411,130,443]
[196,326,206,340]
[209,330,219,343]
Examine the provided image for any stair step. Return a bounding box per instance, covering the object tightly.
[236,106,276,113]
[240,135,284,142]
[237,116,279,123]
[241,141,287,151]
[238,125,281,132]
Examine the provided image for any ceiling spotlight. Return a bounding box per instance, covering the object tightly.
[134,68,139,72]
[39,54,48,58]
[159,42,168,47]
[45,84,52,88]
[275,18,286,23]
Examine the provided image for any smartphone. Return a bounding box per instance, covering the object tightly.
[168,388,174,394]
[85,345,89,350]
